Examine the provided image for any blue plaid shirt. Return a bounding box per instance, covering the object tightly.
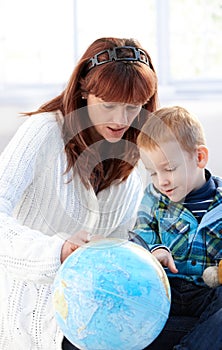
[134,174,222,286]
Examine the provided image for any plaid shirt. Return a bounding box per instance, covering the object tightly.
[134,175,222,286]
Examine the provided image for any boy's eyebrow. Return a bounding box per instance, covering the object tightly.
[158,161,171,166]
[145,166,155,173]
[159,159,177,167]
[145,160,177,171]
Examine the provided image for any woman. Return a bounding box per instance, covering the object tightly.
[0,37,158,349]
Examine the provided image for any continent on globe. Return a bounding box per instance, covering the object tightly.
[53,280,68,320]
[53,238,171,350]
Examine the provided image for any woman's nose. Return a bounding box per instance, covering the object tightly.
[115,107,129,125]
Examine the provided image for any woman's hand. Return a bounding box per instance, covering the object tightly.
[60,231,103,263]
[152,248,178,274]
[60,230,91,263]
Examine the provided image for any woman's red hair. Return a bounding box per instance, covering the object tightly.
[25,37,158,192]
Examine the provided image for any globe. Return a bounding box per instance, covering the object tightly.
[53,238,171,350]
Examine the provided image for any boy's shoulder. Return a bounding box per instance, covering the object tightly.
[212,175,222,190]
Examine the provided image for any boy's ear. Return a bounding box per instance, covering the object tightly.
[196,145,208,168]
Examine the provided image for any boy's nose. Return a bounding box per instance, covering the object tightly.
[158,174,170,187]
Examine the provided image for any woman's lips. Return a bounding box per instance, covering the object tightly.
[107,126,127,137]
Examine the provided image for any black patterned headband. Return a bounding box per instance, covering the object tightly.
[86,46,150,72]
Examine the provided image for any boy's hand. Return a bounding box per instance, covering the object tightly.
[152,248,178,274]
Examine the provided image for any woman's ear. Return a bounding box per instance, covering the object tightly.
[196,145,208,168]
[81,91,88,100]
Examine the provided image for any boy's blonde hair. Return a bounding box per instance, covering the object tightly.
[138,106,206,153]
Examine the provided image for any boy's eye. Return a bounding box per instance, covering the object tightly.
[145,167,156,177]
[150,172,157,177]
[166,167,176,172]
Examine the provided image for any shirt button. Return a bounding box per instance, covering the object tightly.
[191,260,196,266]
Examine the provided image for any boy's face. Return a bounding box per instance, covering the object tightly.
[140,140,207,202]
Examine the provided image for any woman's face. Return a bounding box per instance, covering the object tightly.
[87,94,142,143]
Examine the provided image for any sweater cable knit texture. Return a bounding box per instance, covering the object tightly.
[0,111,143,349]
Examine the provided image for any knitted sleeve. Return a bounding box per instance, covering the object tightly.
[0,113,64,283]
[105,167,145,239]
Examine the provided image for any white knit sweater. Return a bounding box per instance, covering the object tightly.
[0,111,143,350]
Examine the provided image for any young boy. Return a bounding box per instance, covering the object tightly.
[133,106,222,350]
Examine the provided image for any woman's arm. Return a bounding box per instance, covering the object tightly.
[0,113,65,283]
[104,167,144,239]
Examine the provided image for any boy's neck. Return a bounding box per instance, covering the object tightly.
[194,168,207,192]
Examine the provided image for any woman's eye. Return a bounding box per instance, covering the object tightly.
[127,105,140,110]
[103,104,115,109]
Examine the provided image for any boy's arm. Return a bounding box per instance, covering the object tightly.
[131,185,167,250]
[130,185,178,274]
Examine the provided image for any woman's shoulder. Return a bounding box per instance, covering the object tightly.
[1,110,65,164]
[21,110,63,131]
[125,166,144,190]
[16,110,64,146]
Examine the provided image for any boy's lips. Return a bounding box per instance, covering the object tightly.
[164,188,176,196]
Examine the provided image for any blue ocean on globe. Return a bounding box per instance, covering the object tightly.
[53,238,171,350]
